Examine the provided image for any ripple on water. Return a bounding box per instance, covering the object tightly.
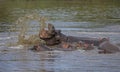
[0,37,11,40]
[0,46,120,72]
[8,45,24,49]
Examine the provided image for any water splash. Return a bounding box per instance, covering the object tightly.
[11,12,48,46]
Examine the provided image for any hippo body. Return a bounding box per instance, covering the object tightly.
[46,30,101,46]
[66,36,100,46]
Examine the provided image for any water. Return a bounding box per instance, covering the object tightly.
[0,0,120,72]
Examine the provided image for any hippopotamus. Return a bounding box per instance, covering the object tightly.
[39,23,102,46]
[98,40,120,54]
[31,23,120,53]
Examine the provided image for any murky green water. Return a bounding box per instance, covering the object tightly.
[0,0,120,72]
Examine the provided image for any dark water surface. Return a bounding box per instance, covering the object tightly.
[0,0,120,72]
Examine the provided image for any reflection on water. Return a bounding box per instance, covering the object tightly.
[0,47,120,72]
[0,0,120,72]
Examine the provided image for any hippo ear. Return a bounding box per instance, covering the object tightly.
[48,23,55,34]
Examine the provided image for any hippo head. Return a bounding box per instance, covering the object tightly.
[39,23,62,46]
[39,23,56,39]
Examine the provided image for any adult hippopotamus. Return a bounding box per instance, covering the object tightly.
[31,23,120,53]
[39,23,102,46]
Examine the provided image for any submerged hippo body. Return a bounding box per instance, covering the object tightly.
[30,44,77,51]
[66,36,101,46]
[31,41,95,51]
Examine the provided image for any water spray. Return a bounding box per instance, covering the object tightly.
[13,12,47,46]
